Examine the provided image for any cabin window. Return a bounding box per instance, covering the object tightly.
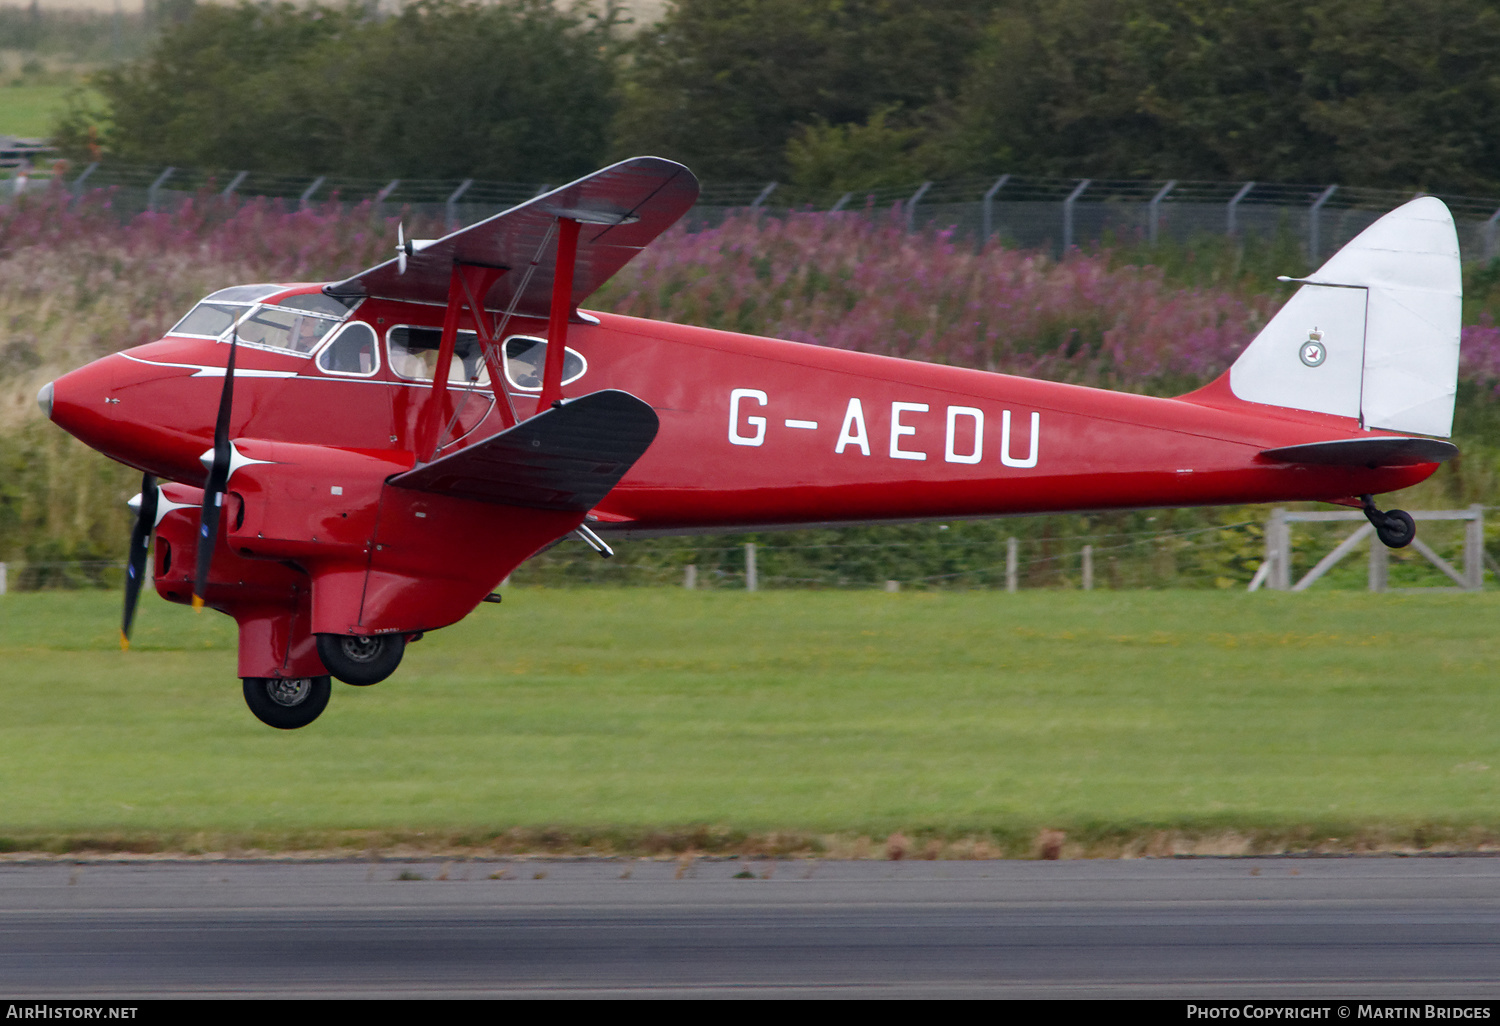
[386,326,490,385]
[317,322,380,376]
[502,335,587,392]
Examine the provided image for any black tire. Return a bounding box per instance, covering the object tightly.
[1376,509,1417,549]
[316,632,405,686]
[243,676,331,730]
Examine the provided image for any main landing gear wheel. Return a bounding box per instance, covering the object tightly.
[243,675,331,729]
[1362,495,1417,549]
[316,632,405,686]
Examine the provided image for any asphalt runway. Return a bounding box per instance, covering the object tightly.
[3,857,1500,998]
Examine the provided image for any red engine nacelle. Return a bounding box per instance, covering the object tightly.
[153,482,325,679]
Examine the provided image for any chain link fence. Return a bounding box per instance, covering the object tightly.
[10,162,1500,262]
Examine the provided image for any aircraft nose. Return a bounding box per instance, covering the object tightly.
[46,360,115,450]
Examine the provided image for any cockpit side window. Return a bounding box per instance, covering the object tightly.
[317,322,380,376]
[278,293,356,317]
[386,326,490,385]
[236,305,341,354]
[169,302,246,339]
[204,284,284,303]
[502,335,587,391]
[168,285,349,352]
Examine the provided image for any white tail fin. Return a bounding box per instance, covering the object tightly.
[1227,197,1461,437]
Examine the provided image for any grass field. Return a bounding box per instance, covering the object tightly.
[0,84,77,138]
[2,588,1499,858]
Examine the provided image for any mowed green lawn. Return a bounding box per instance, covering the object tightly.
[0,85,80,138]
[2,588,1498,853]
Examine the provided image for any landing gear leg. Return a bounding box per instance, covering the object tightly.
[1362,494,1417,549]
[243,676,331,729]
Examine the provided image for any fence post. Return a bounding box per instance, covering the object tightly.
[1062,179,1091,255]
[146,166,174,211]
[905,180,933,233]
[71,161,97,201]
[884,580,900,592]
[299,175,326,210]
[1476,207,1500,262]
[221,170,248,199]
[374,178,401,211]
[1266,508,1290,590]
[1368,534,1389,592]
[1309,184,1337,263]
[1466,504,1485,591]
[0,561,6,595]
[1148,180,1176,244]
[981,174,1010,241]
[1006,537,1018,593]
[744,543,757,592]
[446,178,473,231]
[1081,544,1094,590]
[1227,181,1255,236]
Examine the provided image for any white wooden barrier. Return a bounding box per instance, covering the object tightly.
[1250,505,1486,592]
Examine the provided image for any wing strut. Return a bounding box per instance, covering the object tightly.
[418,262,510,462]
[539,216,581,408]
[419,206,635,461]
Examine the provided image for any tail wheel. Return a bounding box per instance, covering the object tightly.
[243,676,331,729]
[1376,509,1417,549]
[1362,495,1418,550]
[317,632,405,686]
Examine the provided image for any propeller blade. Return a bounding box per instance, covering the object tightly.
[121,471,158,650]
[396,222,408,275]
[193,331,237,610]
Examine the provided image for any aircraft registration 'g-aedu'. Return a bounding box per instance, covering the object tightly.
[39,158,1463,727]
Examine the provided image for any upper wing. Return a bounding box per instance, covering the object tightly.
[324,157,699,319]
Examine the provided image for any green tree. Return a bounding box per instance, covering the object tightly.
[939,0,1500,192]
[613,0,995,182]
[784,107,933,194]
[56,0,619,182]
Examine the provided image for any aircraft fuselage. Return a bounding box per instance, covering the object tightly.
[44,292,1433,679]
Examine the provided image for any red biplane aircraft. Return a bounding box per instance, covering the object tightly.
[40,158,1462,728]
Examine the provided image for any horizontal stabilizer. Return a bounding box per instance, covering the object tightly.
[1259,436,1457,467]
[390,390,659,510]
